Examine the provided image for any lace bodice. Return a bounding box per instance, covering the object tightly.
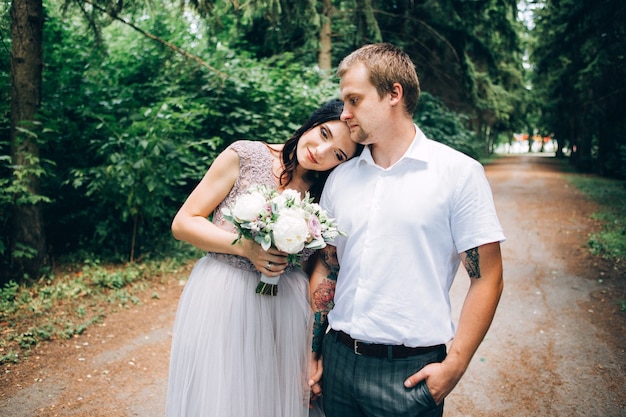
[211,140,314,272]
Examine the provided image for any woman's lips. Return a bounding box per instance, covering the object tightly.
[308,149,318,164]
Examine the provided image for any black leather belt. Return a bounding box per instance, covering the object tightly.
[331,329,444,359]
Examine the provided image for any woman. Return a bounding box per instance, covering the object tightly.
[165,100,362,417]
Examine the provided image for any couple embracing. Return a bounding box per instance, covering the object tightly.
[166,43,505,417]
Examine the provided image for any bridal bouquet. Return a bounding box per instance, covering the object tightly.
[221,184,343,296]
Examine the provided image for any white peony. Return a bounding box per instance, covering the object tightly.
[230,192,267,222]
[281,188,301,202]
[272,189,302,210]
[271,209,310,253]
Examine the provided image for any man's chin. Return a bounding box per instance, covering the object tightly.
[350,131,367,144]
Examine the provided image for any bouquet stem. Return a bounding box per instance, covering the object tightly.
[256,273,280,296]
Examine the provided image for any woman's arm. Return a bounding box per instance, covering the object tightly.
[171,148,286,274]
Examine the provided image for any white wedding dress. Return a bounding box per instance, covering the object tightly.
[166,141,321,417]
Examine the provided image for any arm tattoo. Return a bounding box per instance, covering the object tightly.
[464,247,482,279]
[320,245,340,281]
[311,247,339,355]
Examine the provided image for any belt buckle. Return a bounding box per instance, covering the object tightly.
[353,339,362,355]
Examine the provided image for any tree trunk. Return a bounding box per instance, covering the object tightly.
[318,0,333,70]
[10,0,47,280]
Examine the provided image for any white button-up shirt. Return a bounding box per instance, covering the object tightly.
[320,126,505,347]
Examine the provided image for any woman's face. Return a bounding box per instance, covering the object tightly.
[296,120,358,172]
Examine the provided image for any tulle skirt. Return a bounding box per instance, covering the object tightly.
[166,254,318,417]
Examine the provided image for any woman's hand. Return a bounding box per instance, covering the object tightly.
[240,238,288,276]
[309,353,323,401]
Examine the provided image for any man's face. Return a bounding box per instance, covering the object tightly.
[339,63,389,146]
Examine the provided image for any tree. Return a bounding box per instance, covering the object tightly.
[9,0,48,280]
[532,0,626,176]
[371,0,524,154]
[27,0,343,265]
[1,0,531,277]
[318,0,333,70]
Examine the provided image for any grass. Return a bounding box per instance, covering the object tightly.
[0,245,202,365]
[566,173,626,310]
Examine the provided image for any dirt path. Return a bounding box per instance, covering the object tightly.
[1,154,625,417]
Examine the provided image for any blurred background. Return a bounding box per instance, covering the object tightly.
[2,0,625,281]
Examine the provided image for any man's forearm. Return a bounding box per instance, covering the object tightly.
[310,246,339,357]
[312,310,329,356]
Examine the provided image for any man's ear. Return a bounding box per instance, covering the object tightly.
[389,82,403,107]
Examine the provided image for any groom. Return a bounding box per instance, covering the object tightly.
[309,42,505,417]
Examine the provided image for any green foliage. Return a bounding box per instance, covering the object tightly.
[0,133,53,264]
[87,262,143,289]
[369,0,524,152]
[567,173,626,310]
[205,50,340,143]
[567,175,626,268]
[187,0,323,63]
[588,217,626,261]
[531,0,626,176]
[0,350,20,364]
[415,93,482,160]
[2,0,512,275]
[20,2,336,264]
[0,280,20,309]
[0,272,102,359]
[0,254,189,364]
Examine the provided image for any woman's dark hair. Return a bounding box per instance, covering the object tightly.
[279,99,364,201]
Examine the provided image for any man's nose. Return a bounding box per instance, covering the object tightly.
[340,107,352,121]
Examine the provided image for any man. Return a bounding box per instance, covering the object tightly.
[308,43,505,417]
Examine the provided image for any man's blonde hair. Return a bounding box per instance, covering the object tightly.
[337,43,420,116]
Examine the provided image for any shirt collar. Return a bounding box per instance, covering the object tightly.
[356,124,430,167]
[404,124,430,162]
